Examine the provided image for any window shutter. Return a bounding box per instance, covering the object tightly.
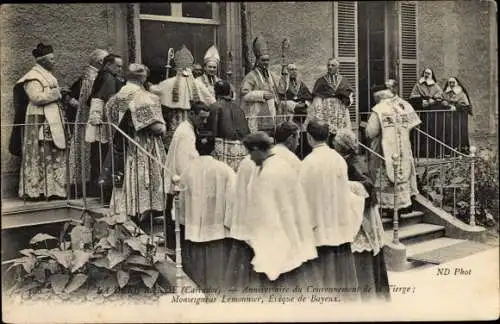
[399,1,418,100]
[334,1,359,131]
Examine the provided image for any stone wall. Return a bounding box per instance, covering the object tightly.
[246,2,333,90]
[0,4,128,198]
[417,0,498,151]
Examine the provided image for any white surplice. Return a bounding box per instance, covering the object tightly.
[271,144,301,173]
[179,155,236,242]
[164,120,199,191]
[299,144,363,247]
[246,155,317,281]
[226,155,256,242]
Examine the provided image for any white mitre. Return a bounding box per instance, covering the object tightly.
[204,45,220,65]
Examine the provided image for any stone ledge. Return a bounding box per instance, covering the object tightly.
[414,194,486,242]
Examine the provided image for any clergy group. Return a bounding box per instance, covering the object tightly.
[10,35,427,303]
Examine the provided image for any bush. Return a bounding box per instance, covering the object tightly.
[5,212,170,300]
[418,148,499,229]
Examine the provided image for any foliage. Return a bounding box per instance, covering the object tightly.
[417,148,499,229]
[6,212,168,300]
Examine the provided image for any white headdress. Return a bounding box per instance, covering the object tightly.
[203,45,220,65]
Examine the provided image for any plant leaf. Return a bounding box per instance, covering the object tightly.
[107,249,126,269]
[96,275,118,297]
[126,254,151,267]
[18,279,41,293]
[140,272,159,289]
[43,260,60,274]
[152,251,164,264]
[33,266,46,283]
[51,250,73,269]
[117,270,130,288]
[107,229,119,248]
[94,222,110,240]
[30,233,58,245]
[71,250,91,273]
[64,273,87,293]
[19,249,34,257]
[19,256,37,274]
[98,216,117,226]
[96,237,112,250]
[50,273,70,294]
[124,237,148,257]
[32,249,54,258]
[90,257,112,269]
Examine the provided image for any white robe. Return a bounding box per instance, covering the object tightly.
[179,156,236,242]
[271,144,301,173]
[299,144,363,247]
[226,155,255,242]
[152,73,216,109]
[164,120,199,191]
[246,155,317,281]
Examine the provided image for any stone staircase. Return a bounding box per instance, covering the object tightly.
[382,199,490,269]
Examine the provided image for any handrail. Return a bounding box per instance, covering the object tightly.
[359,109,465,115]
[2,121,178,177]
[357,142,386,161]
[413,127,471,159]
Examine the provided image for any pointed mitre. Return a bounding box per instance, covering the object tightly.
[203,45,220,65]
[174,45,194,71]
[253,36,269,58]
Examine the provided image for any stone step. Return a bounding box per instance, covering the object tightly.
[384,223,445,245]
[382,211,425,230]
[1,198,102,216]
[406,237,466,259]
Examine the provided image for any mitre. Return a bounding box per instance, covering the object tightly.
[203,45,220,65]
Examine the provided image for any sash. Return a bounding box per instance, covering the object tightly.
[373,97,420,183]
[16,65,66,150]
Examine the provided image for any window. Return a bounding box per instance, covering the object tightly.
[138,2,220,83]
[139,2,219,25]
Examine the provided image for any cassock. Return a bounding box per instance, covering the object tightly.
[299,144,362,302]
[366,91,421,210]
[277,76,313,159]
[409,78,444,158]
[442,84,472,153]
[241,68,281,134]
[11,64,67,199]
[68,65,99,187]
[178,155,236,290]
[120,87,168,217]
[307,74,353,135]
[85,69,124,197]
[98,82,145,187]
[208,98,251,171]
[225,154,317,292]
[343,154,390,302]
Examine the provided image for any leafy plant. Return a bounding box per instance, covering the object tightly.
[6,212,168,300]
[417,148,499,229]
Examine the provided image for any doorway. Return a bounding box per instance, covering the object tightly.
[357,1,388,120]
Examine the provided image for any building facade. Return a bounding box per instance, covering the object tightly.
[1,2,497,197]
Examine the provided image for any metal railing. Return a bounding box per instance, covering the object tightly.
[2,120,185,291]
[360,109,472,158]
[359,110,477,226]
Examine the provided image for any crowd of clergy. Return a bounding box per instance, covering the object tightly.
[13,34,471,302]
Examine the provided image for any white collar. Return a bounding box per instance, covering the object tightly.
[445,85,463,94]
[419,77,436,86]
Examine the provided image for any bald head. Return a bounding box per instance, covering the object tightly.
[327,58,339,75]
[89,49,109,69]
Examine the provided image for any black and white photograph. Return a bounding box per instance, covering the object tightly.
[1,1,498,322]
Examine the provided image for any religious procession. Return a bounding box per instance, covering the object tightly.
[6,34,478,304]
